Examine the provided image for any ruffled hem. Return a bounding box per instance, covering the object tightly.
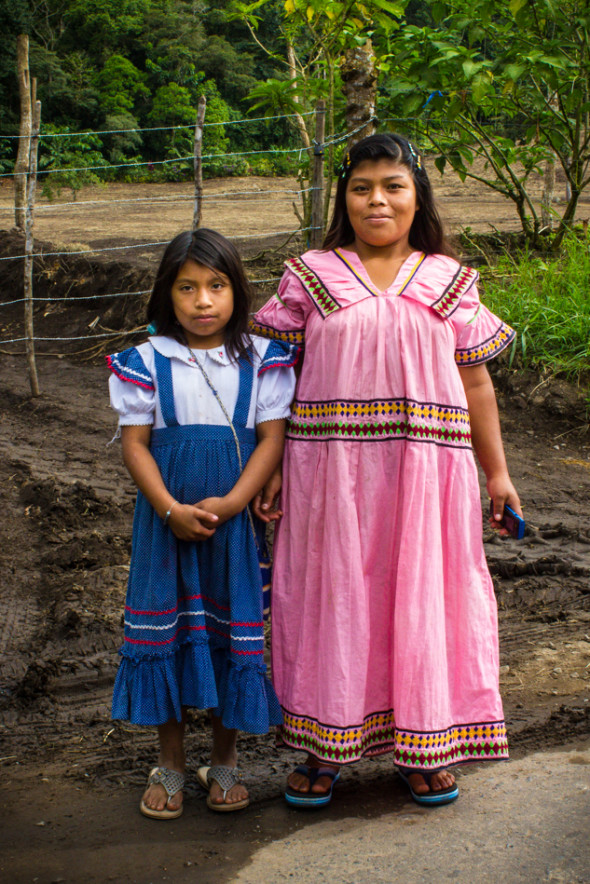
[112,640,283,732]
[211,648,283,733]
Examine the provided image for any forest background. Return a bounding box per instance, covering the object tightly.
[1,0,590,384]
[3,0,589,245]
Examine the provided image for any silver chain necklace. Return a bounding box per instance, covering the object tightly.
[188,346,258,544]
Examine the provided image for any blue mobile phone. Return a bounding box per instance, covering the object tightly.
[489,501,525,539]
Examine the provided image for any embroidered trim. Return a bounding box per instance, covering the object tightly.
[285,256,341,317]
[106,352,154,390]
[258,340,301,375]
[279,708,509,765]
[287,398,471,448]
[249,319,305,346]
[333,249,380,297]
[432,265,479,320]
[397,252,427,295]
[455,322,516,365]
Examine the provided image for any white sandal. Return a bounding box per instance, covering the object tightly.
[139,766,185,820]
[197,765,249,812]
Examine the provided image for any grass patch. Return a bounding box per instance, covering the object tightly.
[479,234,590,385]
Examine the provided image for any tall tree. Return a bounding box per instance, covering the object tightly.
[386,0,590,249]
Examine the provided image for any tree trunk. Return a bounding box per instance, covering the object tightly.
[287,41,311,150]
[541,156,556,231]
[14,34,32,231]
[341,40,377,146]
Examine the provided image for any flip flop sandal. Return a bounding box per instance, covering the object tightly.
[285,764,341,808]
[397,767,459,806]
[197,765,250,812]
[139,766,185,820]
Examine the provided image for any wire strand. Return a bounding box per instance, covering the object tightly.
[0,111,315,140]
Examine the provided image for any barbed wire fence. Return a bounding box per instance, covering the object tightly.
[0,94,348,393]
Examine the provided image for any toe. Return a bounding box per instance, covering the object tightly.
[166,789,183,810]
[407,774,429,795]
[209,783,225,804]
[227,784,248,804]
[143,784,166,810]
[288,772,310,794]
[209,782,247,805]
[431,770,455,792]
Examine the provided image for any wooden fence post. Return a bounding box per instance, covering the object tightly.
[14,34,31,231]
[193,96,207,231]
[310,101,326,249]
[24,88,41,397]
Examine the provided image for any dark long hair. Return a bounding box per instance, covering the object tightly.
[323,133,454,257]
[146,228,252,361]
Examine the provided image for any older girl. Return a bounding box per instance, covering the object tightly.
[253,133,521,807]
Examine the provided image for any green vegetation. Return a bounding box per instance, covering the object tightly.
[480,234,590,385]
[1,0,302,182]
[386,0,590,251]
[1,0,589,371]
[1,0,584,253]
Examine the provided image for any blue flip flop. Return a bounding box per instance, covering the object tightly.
[285,764,341,808]
[397,767,459,806]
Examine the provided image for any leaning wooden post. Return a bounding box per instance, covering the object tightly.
[14,34,32,231]
[24,89,41,397]
[192,96,207,231]
[310,101,326,249]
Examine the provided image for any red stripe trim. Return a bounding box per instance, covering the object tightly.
[258,350,300,375]
[105,355,154,391]
[123,624,264,653]
[125,593,231,616]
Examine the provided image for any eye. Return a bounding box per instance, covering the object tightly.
[211,281,227,291]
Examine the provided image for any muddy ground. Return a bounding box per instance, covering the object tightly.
[0,174,589,883]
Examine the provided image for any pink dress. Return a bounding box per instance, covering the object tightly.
[252,248,514,770]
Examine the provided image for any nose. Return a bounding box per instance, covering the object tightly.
[369,186,387,205]
[194,285,213,308]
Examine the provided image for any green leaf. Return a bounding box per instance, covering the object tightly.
[434,155,446,176]
[462,59,481,80]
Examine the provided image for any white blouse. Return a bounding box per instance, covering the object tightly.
[108,335,296,430]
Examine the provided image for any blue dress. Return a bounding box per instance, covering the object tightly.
[107,338,296,731]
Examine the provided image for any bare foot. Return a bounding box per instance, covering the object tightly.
[287,755,340,795]
[407,768,456,795]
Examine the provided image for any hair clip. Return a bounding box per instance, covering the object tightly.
[340,151,351,178]
[408,142,422,170]
[147,322,157,334]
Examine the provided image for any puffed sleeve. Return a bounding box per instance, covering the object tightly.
[253,341,296,424]
[452,282,516,366]
[255,365,296,425]
[106,347,155,426]
[250,268,311,345]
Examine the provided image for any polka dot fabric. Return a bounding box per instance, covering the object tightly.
[110,345,282,733]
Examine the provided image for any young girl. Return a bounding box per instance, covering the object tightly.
[252,133,522,807]
[107,228,297,818]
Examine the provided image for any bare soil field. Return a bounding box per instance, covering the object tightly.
[0,174,589,883]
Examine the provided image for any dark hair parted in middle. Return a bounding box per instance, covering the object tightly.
[323,133,455,258]
[146,228,252,361]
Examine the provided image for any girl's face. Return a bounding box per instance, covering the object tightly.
[345,158,418,251]
[171,259,234,350]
